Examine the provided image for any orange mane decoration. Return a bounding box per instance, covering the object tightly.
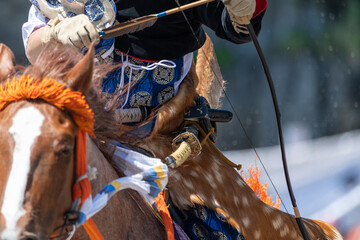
[241,163,281,209]
[0,75,95,136]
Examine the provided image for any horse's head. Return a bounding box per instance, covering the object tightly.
[0,42,95,239]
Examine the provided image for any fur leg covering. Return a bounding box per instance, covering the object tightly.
[152,62,199,135]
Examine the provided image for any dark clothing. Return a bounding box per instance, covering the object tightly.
[114,0,266,60]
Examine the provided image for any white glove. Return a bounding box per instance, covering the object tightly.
[222,0,256,34]
[41,14,100,49]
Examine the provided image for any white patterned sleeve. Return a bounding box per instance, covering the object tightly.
[22,5,47,51]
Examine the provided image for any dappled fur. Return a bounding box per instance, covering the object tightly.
[136,37,343,239]
[142,136,343,240]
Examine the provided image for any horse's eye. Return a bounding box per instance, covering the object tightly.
[56,144,73,156]
[53,135,75,157]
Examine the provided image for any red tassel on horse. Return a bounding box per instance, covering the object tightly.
[73,129,92,204]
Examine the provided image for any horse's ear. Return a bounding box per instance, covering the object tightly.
[65,43,95,94]
[0,43,16,81]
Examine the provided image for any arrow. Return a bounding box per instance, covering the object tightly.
[99,0,215,39]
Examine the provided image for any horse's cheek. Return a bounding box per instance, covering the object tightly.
[0,130,14,219]
[0,142,12,202]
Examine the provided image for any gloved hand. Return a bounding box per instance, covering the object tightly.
[222,0,256,34]
[41,14,100,49]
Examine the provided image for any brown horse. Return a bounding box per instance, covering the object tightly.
[0,43,166,240]
[0,39,342,240]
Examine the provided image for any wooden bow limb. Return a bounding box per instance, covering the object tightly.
[99,0,215,39]
[246,22,311,240]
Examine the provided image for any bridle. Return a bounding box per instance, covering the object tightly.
[49,149,85,240]
[49,211,78,240]
[0,75,95,240]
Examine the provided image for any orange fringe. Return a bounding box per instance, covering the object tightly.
[241,163,281,209]
[155,191,175,240]
[0,75,94,135]
[83,218,104,240]
[72,129,92,204]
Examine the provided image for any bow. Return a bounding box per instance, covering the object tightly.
[170,0,311,239]
[246,23,310,240]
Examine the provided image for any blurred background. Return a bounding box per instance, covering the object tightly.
[1,0,359,238]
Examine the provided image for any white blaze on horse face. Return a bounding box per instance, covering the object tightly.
[1,106,45,238]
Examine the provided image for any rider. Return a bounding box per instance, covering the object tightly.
[22,0,267,239]
[23,0,267,116]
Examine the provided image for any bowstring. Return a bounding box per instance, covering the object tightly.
[172,0,292,214]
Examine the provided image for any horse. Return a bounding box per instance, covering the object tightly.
[129,35,344,240]
[0,42,166,240]
[0,38,342,240]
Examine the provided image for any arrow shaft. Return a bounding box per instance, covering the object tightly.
[164,0,215,16]
[100,0,215,39]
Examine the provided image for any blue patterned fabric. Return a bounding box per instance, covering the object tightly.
[30,0,41,10]
[181,205,245,240]
[92,38,184,136]
[30,0,116,30]
[101,49,184,109]
[84,0,105,22]
[94,38,115,62]
[46,0,60,7]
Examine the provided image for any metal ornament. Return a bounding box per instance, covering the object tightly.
[30,0,116,30]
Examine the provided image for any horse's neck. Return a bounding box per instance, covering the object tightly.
[79,136,166,240]
[86,136,117,191]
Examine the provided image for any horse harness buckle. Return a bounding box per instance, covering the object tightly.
[183,96,233,142]
[165,125,202,168]
[165,96,233,168]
